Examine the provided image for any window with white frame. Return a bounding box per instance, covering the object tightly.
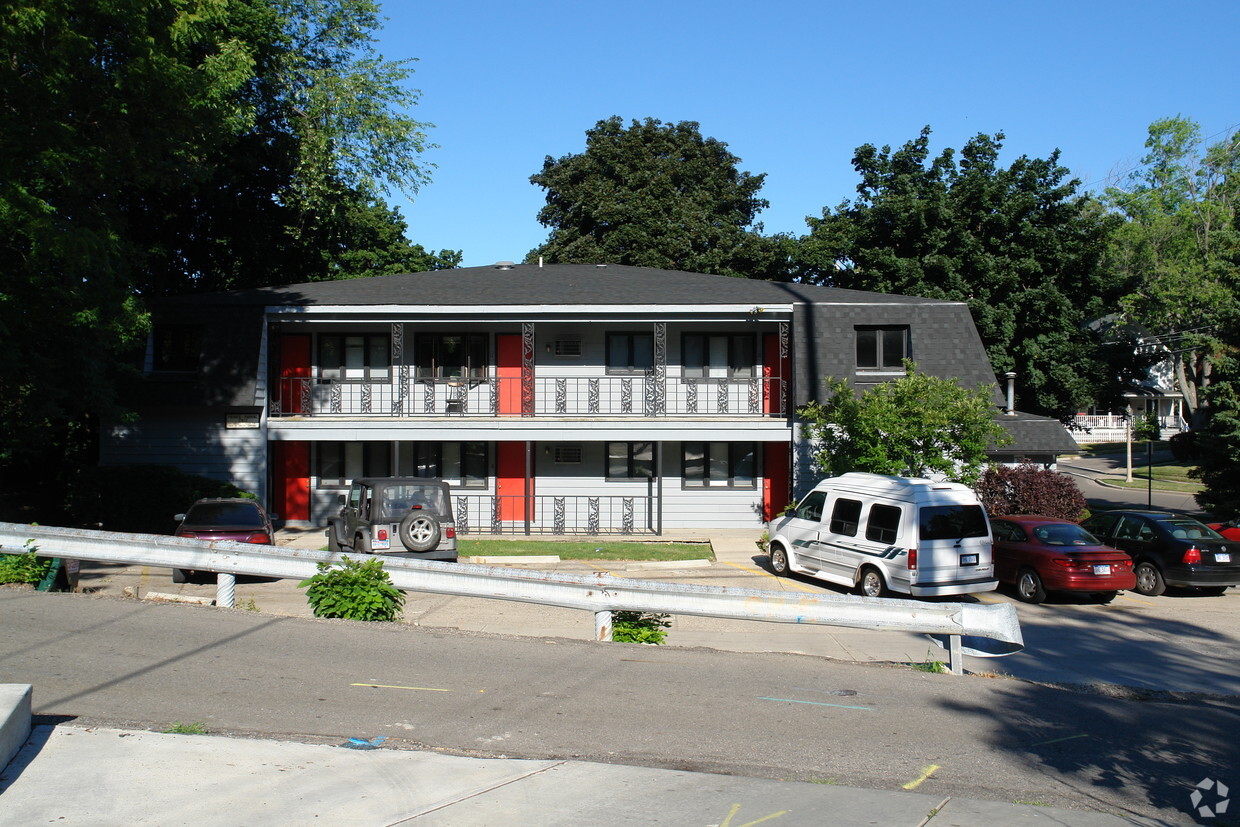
[855,326,909,370]
[607,442,654,479]
[682,442,756,488]
[682,333,755,379]
[318,334,390,381]
[316,442,392,488]
[414,333,488,379]
[396,442,488,488]
[606,332,653,374]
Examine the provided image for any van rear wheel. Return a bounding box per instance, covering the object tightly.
[858,567,886,598]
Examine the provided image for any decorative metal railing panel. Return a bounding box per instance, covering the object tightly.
[452,494,652,536]
[270,375,787,418]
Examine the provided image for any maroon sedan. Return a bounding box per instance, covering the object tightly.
[991,516,1136,604]
[1207,520,1240,543]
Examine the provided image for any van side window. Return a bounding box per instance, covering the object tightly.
[865,504,902,544]
[793,491,827,522]
[919,505,988,540]
[829,498,863,537]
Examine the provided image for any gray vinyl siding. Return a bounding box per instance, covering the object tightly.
[99,411,266,499]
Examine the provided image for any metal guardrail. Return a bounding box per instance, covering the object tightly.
[0,523,1023,675]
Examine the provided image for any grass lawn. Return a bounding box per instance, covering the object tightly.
[1104,461,1203,493]
[457,539,713,562]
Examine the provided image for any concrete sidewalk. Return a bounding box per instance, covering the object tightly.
[0,691,1148,826]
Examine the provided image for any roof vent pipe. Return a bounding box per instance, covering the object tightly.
[1005,372,1017,416]
[495,261,515,270]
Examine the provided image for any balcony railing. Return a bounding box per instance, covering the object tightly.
[454,494,657,535]
[270,375,788,418]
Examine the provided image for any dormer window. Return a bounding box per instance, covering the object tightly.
[856,326,909,370]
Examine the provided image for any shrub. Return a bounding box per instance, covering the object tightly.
[68,465,253,535]
[299,556,405,622]
[0,542,53,585]
[612,611,671,644]
[1169,431,1200,463]
[977,463,1087,521]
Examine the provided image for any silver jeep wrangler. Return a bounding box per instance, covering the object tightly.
[327,477,457,561]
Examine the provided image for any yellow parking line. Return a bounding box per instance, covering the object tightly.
[724,561,818,593]
[973,593,1003,604]
[902,764,941,790]
[1119,594,1156,606]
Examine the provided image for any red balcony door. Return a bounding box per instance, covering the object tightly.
[496,441,532,521]
[279,334,311,414]
[496,334,526,416]
[271,441,310,522]
[762,333,790,415]
[762,443,789,522]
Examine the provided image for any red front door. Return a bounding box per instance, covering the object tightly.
[271,441,310,521]
[762,443,790,523]
[496,441,531,521]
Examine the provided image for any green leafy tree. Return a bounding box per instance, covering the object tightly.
[798,364,1011,487]
[1191,348,1240,518]
[526,117,797,279]
[1103,117,1240,426]
[798,127,1127,419]
[0,0,454,522]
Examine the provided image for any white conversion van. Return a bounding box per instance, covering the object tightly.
[766,473,997,598]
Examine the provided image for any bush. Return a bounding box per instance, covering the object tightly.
[1169,431,1200,463]
[68,465,254,535]
[612,611,671,644]
[299,556,405,621]
[977,463,1087,521]
[0,542,52,585]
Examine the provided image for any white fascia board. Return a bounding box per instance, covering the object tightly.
[267,418,793,443]
[266,303,794,320]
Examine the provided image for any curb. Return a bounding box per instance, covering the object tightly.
[0,683,32,771]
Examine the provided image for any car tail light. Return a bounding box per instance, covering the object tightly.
[246,533,271,544]
[1183,547,1202,564]
[906,548,917,570]
[1051,558,1076,568]
[445,527,455,539]
[377,528,389,542]
[176,531,196,539]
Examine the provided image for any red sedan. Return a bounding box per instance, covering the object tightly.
[1207,520,1240,542]
[991,515,1136,604]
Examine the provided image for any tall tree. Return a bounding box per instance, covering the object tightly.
[798,127,1128,420]
[526,116,796,279]
[1103,117,1240,426]
[0,0,451,519]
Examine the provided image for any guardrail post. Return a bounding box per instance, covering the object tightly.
[947,634,962,675]
[216,572,235,609]
[595,610,612,642]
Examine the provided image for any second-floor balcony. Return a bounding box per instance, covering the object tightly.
[271,374,789,418]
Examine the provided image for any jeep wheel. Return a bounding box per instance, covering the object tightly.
[399,512,441,552]
[327,522,347,552]
[354,532,372,554]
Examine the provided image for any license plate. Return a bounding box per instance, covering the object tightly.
[373,527,391,550]
[960,553,979,566]
[1093,564,1111,575]
[1217,553,1231,563]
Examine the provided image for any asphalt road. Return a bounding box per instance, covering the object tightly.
[2,588,1235,825]
[1059,450,1204,516]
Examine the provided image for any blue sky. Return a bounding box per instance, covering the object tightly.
[375,0,1239,268]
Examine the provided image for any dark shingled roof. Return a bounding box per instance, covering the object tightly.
[159,263,957,308]
[994,412,1080,454]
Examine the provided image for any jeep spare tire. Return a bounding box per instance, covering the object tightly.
[399,511,441,552]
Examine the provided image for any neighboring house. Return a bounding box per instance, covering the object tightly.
[1071,320,1188,444]
[103,263,1076,534]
